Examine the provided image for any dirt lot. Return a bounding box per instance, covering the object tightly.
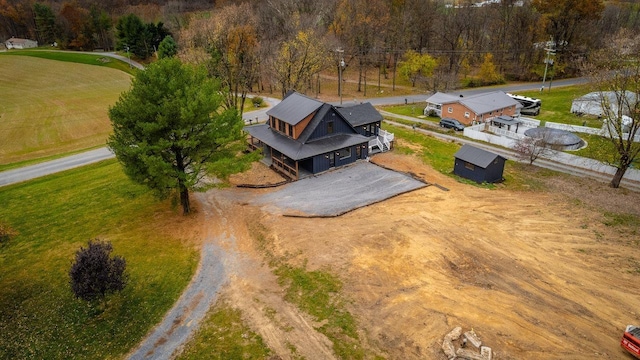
[196,152,640,359]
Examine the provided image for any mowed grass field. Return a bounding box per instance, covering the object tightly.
[0,55,131,165]
[0,160,198,359]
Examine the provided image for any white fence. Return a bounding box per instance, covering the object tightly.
[463,124,517,148]
[545,121,640,142]
[518,117,541,128]
[544,122,606,136]
[488,125,527,140]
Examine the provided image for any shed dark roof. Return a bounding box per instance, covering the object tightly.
[336,103,383,127]
[245,124,368,160]
[266,92,323,125]
[454,144,505,168]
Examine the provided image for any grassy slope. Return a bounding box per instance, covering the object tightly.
[0,160,198,359]
[0,55,131,165]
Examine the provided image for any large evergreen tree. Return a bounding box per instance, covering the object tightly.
[108,58,244,214]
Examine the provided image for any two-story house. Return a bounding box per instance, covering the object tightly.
[245,91,393,180]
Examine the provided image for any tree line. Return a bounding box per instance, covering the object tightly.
[2,1,639,87]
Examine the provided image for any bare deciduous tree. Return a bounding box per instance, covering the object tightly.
[585,29,640,188]
[513,128,559,165]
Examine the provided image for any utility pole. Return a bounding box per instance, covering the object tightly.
[541,37,555,92]
[336,49,345,105]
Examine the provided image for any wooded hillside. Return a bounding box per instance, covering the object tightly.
[2,0,639,91]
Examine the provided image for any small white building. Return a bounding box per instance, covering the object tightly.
[5,37,38,49]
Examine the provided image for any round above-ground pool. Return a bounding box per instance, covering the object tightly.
[524,127,586,150]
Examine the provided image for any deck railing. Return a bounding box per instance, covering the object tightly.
[271,156,298,179]
[379,129,394,150]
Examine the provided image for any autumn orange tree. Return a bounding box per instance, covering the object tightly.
[532,0,604,70]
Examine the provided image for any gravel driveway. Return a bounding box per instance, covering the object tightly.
[254,161,428,217]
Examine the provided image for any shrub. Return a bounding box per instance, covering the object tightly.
[251,96,264,108]
[69,239,127,302]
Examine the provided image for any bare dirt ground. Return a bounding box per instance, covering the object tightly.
[195,155,640,359]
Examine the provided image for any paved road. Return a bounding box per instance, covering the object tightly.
[0,102,280,187]
[336,77,588,107]
[0,148,114,186]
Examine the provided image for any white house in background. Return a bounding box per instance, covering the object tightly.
[5,37,38,49]
[571,91,638,117]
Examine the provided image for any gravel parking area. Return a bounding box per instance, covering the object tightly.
[254,161,428,217]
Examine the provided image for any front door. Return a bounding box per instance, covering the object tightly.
[329,152,335,167]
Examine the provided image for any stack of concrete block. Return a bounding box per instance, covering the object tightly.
[441,327,492,360]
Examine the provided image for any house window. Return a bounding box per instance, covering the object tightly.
[327,121,334,134]
[278,120,286,133]
[448,107,453,113]
[341,148,351,159]
[288,124,293,137]
[464,111,470,118]
[339,147,351,160]
[465,162,475,171]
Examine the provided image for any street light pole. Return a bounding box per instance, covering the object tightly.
[336,49,345,105]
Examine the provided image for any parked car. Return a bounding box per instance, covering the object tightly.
[439,118,465,131]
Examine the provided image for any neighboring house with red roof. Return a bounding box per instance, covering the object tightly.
[424,91,521,125]
[245,91,393,180]
[5,37,38,49]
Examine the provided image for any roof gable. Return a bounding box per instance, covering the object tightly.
[454,144,505,168]
[266,92,323,126]
[299,104,358,143]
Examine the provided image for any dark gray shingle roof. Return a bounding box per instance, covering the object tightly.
[336,103,383,127]
[245,124,368,160]
[266,92,323,125]
[454,144,505,168]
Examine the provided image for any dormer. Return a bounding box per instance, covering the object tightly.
[266,92,323,140]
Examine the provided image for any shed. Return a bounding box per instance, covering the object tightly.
[454,144,506,183]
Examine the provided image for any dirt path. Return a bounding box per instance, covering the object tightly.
[198,190,337,359]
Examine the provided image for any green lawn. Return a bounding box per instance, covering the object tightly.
[178,303,271,360]
[386,123,562,190]
[515,86,603,127]
[0,49,138,75]
[0,160,198,359]
[0,55,131,165]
